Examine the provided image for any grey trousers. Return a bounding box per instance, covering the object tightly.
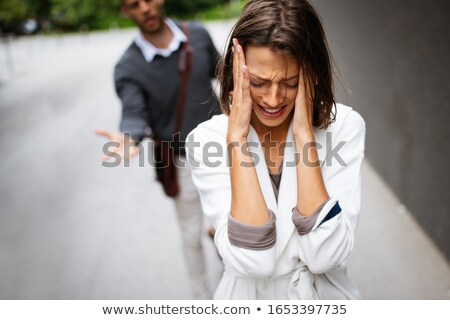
[173,156,210,299]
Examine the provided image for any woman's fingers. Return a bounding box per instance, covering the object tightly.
[236,39,247,99]
[236,42,243,98]
[294,67,314,129]
[232,38,240,101]
[241,65,252,106]
[232,38,250,108]
[236,38,247,68]
[228,38,252,140]
[296,68,306,106]
[233,39,252,117]
[237,41,251,108]
[297,68,313,112]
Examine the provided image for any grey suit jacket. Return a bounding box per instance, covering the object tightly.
[114,21,221,149]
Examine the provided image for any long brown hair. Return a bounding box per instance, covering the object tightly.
[218,0,336,128]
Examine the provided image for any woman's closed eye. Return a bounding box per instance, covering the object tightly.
[250,79,298,89]
[283,82,299,89]
[250,81,265,88]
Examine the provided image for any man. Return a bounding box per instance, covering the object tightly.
[96,0,221,299]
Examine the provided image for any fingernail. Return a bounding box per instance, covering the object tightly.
[237,45,241,54]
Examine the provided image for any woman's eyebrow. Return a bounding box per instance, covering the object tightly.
[249,73,299,81]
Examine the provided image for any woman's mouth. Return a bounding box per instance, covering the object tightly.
[257,104,287,119]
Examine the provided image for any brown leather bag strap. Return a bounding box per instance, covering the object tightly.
[173,22,193,135]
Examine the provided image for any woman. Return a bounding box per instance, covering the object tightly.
[187,0,365,299]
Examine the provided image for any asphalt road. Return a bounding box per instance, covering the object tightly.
[0,21,448,299]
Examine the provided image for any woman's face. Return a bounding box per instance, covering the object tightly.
[245,45,300,132]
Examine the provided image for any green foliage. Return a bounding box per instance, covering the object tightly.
[195,0,245,21]
[50,0,121,29]
[165,0,228,16]
[0,0,244,33]
[27,0,52,19]
[0,0,29,25]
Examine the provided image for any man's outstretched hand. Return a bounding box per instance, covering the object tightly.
[95,129,139,163]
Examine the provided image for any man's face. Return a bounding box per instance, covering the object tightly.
[122,0,165,35]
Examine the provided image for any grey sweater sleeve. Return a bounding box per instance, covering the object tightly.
[114,62,149,142]
[228,210,277,250]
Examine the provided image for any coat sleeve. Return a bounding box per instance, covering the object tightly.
[114,62,149,142]
[295,110,366,274]
[187,126,277,278]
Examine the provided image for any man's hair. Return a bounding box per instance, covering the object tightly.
[217,0,336,129]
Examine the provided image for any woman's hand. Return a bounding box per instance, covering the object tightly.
[292,68,315,143]
[292,70,329,216]
[226,38,253,144]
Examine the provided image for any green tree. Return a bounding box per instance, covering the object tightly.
[0,0,52,32]
[165,0,228,17]
[27,0,52,20]
[0,0,28,26]
[50,0,95,28]
[0,0,236,33]
[50,0,120,30]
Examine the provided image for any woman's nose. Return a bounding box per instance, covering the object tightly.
[263,84,283,107]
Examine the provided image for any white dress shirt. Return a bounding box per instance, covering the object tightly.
[134,18,188,63]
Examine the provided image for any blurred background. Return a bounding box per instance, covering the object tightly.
[0,0,241,35]
[0,0,449,299]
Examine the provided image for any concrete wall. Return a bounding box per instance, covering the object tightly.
[310,0,450,259]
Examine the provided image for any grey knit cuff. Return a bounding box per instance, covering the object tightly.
[228,210,277,250]
[292,200,329,235]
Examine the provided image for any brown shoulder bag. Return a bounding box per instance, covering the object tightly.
[153,22,193,197]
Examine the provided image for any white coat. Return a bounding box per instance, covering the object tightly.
[187,104,366,299]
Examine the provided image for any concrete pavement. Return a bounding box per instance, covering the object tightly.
[0,21,448,299]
